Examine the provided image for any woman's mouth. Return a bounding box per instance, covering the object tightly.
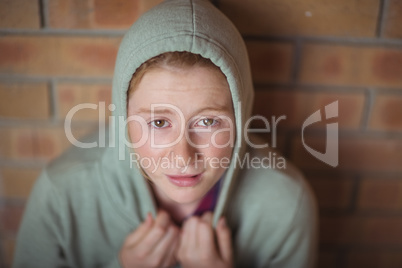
[166,173,203,187]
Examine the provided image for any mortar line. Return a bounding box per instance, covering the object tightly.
[2,29,402,46]
[0,28,127,36]
[39,0,48,29]
[243,35,402,47]
[0,75,113,84]
[376,0,388,38]
[291,39,303,83]
[49,79,59,123]
[361,88,375,131]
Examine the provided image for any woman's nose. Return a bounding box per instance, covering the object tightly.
[171,135,198,167]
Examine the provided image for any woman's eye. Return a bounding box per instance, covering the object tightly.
[150,119,170,128]
[197,118,217,127]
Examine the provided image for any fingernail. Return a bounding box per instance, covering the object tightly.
[146,212,153,224]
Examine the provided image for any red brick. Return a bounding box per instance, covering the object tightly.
[253,90,364,129]
[0,0,40,29]
[345,251,402,268]
[306,177,354,209]
[357,178,402,211]
[0,82,50,119]
[33,127,67,160]
[291,135,402,172]
[0,36,121,77]
[57,83,112,122]
[299,44,402,88]
[382,0,402,38]
[0,205,25,234]
[2,238,16,268]
[48,0,163,29]
[0,168,40,199]
[321,216,402,246]
[0,126,96,161]
[219,0,379,37]
[34,126,97,161]
[369,94,402,131]
[0,127,35,160]
[246,41,293,84]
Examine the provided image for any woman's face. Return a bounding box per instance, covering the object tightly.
[127,66,235,205]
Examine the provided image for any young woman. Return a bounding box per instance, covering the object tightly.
[13,0,317,267]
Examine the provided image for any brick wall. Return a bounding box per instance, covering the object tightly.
[0,0,401,267]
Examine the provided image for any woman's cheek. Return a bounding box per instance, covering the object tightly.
[135,145,163,175]
[207,130,235,167]
[128,120,149,145]
[203,139,234,166]
[211,128,235,149]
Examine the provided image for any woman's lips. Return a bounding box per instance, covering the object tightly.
[166,173,203,187]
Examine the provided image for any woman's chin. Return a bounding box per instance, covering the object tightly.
[166,190,203,205]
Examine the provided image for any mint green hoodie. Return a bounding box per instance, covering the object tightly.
[13,0,317,267]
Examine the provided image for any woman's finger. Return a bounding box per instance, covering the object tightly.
[150,224,179,266]
[178,216,199,262]
[151,224,179,257]
[185,216,199,248]
[135,210,171,256]
[197,220,216,256]
[159,226,180,267]
[125,212,153,247]
[201,211,213,224]
[216,217,233,263]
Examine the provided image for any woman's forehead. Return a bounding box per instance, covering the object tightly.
[128,66,234,116]
[133,67,231,100]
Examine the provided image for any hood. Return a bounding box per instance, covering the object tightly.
[110,0,254,226]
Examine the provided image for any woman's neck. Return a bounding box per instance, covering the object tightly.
[150,184,200,225]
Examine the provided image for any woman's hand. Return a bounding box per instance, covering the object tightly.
[177,212,233,268]
[119,210,179,268]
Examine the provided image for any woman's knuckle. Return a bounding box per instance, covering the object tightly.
[149,256,163,267]
[200,250,211,261]
[199,222,211,233]
[135,251,147,262]
[191,216,201,224]
[153,225,165,236]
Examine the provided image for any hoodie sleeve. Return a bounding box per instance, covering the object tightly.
[229,164,318,268]
[12,171,125,268]
[12,171,70,267]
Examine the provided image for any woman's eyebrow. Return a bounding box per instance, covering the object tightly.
[132,105,232,115]
[133,108,176,115]
[193,106,232,114]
